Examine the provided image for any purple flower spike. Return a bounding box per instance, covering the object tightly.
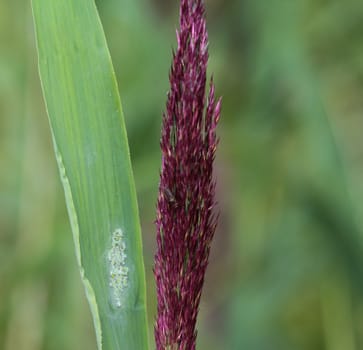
[154,0,221,349]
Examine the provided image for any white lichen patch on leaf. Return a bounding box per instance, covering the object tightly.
[107,228,128,308]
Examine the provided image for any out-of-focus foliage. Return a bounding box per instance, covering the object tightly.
[1,0,363,349]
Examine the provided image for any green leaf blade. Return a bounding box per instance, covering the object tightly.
[32,1,149,349]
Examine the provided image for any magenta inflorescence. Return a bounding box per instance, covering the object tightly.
[154,0,221,349]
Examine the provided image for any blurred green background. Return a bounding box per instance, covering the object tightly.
[1,0,363,349]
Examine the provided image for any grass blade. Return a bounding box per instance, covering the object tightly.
[31,1,149,349]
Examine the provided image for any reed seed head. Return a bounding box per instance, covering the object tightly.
[154,0,221,348]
